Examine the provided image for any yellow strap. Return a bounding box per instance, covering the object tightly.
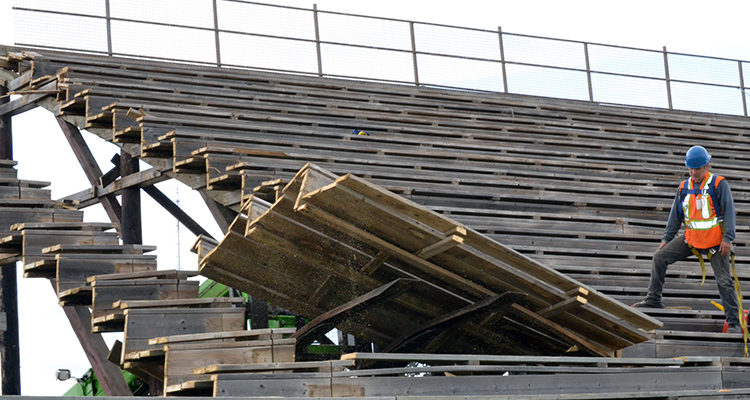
[730,253,749,357]
[690,247,707,287]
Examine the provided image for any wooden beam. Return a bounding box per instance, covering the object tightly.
[292,278,419,350]
[52,281,131,395]
[120,150,142,244]
[100,154,121,187]
[0,81,56,117]
[0,83,19,396]
[55,117,122,233]
[198,189,235,233]
[359,250,389,275]
[383,291,525,354]
[538,296,588,318]
[143,185,214,239]
[415,234,464,259]
[58,166,166,207]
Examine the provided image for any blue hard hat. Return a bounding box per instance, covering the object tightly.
[685,145,711,169]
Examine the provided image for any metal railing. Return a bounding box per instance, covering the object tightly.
[11,0,750,116]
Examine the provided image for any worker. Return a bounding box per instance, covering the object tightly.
[632,145,741,334]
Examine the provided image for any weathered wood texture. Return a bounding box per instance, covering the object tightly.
[159,328,296,394]
[200,164,660,357]
[211,353,750,398]
[121,307,246,362]
[6,47,750,393]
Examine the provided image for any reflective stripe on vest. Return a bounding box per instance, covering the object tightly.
[681,172,724,249]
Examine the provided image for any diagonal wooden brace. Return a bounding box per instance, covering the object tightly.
[292,278,420,350]
[383,291,525,354]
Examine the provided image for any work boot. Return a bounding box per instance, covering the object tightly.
[726,324,742,334]
[631,298,664,308]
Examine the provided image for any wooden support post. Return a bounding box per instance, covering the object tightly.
[120,150,142,245]
[60,303,132,395]
[0,85,12,160]
[198,189,236,233]
[0,83,20,395]
[55,117,122,232]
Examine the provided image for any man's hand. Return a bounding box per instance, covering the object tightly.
[720,240,732,256]
[658,241,668,250]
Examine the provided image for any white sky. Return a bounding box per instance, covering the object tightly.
[1,0,749,395]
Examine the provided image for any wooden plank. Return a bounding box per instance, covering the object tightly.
[292,279,419,349]
[55,117,122,233]
[163,340,294,391]
[121,307,246,360]
[54,278,132,396]
[383,292,525,353]
[150,327,294,345]
[86,268,194,283]
[195,359,355,375]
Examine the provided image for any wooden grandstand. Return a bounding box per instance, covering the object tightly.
[3,44,750,398]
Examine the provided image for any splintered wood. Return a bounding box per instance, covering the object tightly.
[199,163,661,357]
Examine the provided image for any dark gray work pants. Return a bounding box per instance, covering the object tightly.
[646,235,740,326]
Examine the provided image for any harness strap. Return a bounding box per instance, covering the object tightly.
[730,252,749,357]
[689,246,707,287]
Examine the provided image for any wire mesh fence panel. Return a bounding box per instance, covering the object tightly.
[588,44,665,79]
[10,1,750,118]
[217,1,314,40]
[506,64,589,100]
[110,20,217,63]
[110,0,215,29]
[320,43,413,83]
[14,0,106,16]
[671,82,744,115]
[318,12,411,51]
[417,54,503,92]
[503,34,585,69]
[668,53,740,87]
[14,10,108,53]
[414,24,500,60]
[591,73,668,108]
[220,32,318,73]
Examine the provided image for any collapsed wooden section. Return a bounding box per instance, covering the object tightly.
[200,163,660,357]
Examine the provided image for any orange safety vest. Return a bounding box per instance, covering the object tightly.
[680,172,725,249]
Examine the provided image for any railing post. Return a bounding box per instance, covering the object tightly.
[663,46,673,110]
[105,0,112,56]
[213,0,221,66]
[739,61,747,117]
[584,42,594,102]
[409,22,419,86]
[498,26,508,93]
[313,4,323,77]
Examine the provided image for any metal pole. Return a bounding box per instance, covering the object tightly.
[105,0,113,56]
[584,42,594,102]
[313,4,323,77]
[410,22,419,86]
[498,27,508,93]
[0,84,20,395]
[663,46,673,110]
[213,0,222,66]
[739,61,747,117]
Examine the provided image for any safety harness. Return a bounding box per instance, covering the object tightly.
[680,174,748,355]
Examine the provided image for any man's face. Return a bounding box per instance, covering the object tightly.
[689,164,709,183]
